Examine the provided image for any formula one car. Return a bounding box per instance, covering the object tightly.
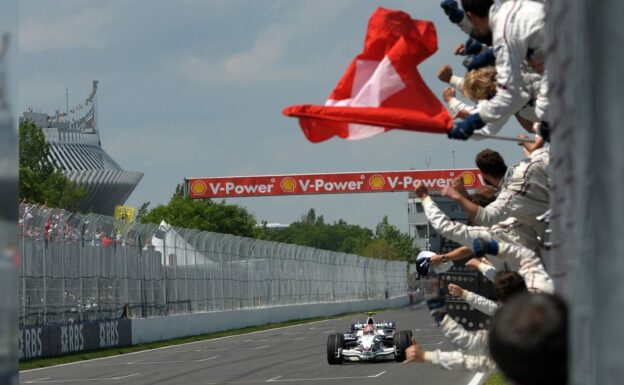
[327,313,412,364]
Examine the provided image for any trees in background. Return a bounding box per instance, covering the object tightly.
[255,208,418,262]
[139,193,418,262]
[138,184,256,237]
[19,120,86,211]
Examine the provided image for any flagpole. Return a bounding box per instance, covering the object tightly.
[471,133,534,143]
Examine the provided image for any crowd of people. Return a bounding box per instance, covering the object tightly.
[19,202,124,248]
[402,1,568,385]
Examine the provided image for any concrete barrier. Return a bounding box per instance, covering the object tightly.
[132,296,409,345]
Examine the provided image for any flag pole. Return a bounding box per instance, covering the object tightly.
[471,133,534,143]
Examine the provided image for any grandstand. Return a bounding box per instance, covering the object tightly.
[20,81,143,215]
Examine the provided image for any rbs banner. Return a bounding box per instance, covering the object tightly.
[187,169,483,198]
[19,320,132,361]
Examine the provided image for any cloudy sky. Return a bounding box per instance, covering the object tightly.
[19,0,524,232]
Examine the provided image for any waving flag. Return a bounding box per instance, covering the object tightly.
[283,7,453,143]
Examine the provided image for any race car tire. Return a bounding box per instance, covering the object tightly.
[327,333,345,365]
[393,330,413,362]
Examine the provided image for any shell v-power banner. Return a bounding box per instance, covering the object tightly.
[186,169,484,199]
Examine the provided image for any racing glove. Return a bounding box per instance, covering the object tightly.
[472,238,499,257]
[465,38,484,56]
[463,48,495,71]
[440,0,465,24]
[448,114,485,140]
[426,296,447,325]
[416,257,431,278]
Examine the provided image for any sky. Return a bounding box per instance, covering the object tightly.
[18,0,524,233]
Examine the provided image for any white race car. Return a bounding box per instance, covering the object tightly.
[327,313,412,364]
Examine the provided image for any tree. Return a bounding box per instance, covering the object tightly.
[372,216,419,262]
[254,208,418,261]
[255,208,373,253]
[136,201,151,222]
[359,238,401,260]
[19,120,86,211]
[139,185,257,237]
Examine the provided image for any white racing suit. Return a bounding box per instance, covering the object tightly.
[446,75,471,117]
[447,97,476,117]
[478,1,546,127]
[475,147,550,239]
[461,289,499,316]
[535,71,549,121]
[494,241,554,293]
[424,315,494,372]
[450,75,464,92]
[423,350,497,373]
[477,262,498,282]
[473,70,545,137]
[446,69,544,137]
[441,315,489,354]
[422,195,539,256]
[422,195,554,293]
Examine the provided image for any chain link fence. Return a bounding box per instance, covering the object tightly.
[18,204,408,327]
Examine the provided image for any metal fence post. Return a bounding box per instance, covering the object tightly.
[21,218,26,326]
[42,235,47,325]
[61,226,65,323]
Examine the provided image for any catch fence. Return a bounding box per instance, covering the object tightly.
[19,204,407,327]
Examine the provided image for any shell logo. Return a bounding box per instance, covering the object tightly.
[369,174,385,190]
[190,180,207,195]
[280,177,296,192]
[462,172,476,187]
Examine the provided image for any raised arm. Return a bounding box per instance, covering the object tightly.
[440,314,490,353]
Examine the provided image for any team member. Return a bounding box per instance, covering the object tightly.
[448,281,499,317]
[489,293,568,385]
[447,0,548,140]
[405,272,528,372]
[472,238,554,293]
[414,181,553,293]
[442,149,550,242]
[414,178,541,254]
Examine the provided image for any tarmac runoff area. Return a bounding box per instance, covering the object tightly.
[20,306,485,385]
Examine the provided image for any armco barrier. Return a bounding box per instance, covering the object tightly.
[132,296,409,345]
[19,319,132,361]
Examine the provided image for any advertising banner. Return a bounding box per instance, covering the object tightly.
[187,169,483,198]
[19,319,132,361]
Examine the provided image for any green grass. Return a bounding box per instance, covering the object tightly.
[484,372,508,385]
[20,308,394,371]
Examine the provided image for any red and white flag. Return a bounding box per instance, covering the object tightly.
[283,7,453,143]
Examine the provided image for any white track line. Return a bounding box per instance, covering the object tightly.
[244,337,307,342]
[21,317,343,373]
[194,345,270,352]
[23,373,140,383]
[264,371,387,382]
[467,372,485,385]
[195,356,220,362]
[203,371,388,385]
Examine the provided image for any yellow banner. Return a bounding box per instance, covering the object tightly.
[114,205,135,223]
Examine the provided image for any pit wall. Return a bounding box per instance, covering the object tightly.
[19,296,408,361]
[131,296,409,345]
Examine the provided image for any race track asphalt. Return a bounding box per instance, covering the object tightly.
[20,304,484,385]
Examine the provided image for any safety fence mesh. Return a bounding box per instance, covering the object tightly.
[19,204,408,327]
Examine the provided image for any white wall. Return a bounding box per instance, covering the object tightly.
[132,296,409,344]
